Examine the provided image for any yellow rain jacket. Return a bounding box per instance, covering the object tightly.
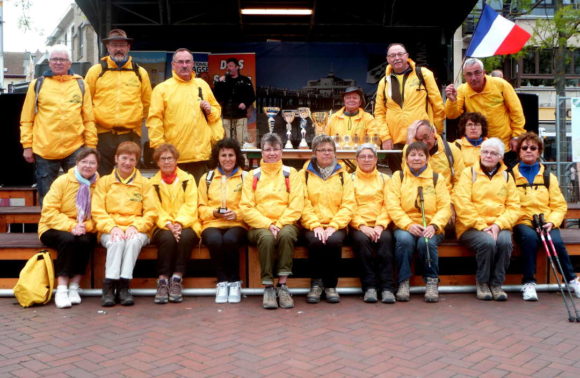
[38,168,97,237]
[453,162,520,238]
[445,76,525,147]
[240,160,304,229]
[387,166,450,233]
[198,168,247,231]
[326,107,378,143]
[20,74,97,160]
[85,56,152,135]
[300,161,355,230]
[92,169,157,236]
[512,164,567,228]
[402,134,464,193]
[350,168,390,229]
[149,168,200,235]
[374,59,445,144]
[454,137,486,168]
[147,71,224,163]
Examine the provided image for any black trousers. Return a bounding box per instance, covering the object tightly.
[202,227,247,282]
[305,229,346,288]
[178,161,209,185]
[350,228,395,291]
[40,229,96,277]
[152,228,198,277]
[385,143,405,173]
[97,131,140,176]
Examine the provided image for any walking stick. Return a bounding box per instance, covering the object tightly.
[532,215,578,322]
[417,186,432,268]
[538,214,580,322]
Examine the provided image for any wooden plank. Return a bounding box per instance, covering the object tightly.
[0,188,37,206]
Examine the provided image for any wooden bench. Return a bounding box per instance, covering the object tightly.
[0,187,37,206]
[0,206,41,232]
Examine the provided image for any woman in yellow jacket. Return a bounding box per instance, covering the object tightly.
[39,148,99,309]
[350,144,394,304]
[512,132,580,301]
[149,144,199,305]
[387,141,450,303]
[199,138,248,304]
[92,141,157,307]
[453,112,488,168]
[453,138,520,301]
[301,135,355,304]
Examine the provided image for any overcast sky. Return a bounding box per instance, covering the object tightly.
[3,0,73,52]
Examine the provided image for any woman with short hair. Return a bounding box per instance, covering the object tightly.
[453,112,488,168]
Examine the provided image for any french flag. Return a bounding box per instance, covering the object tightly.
[466,4,531,58]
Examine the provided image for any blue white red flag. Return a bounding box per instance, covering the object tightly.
[466,4,531,58]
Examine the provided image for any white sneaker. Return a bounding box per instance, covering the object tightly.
[68,283,82,305]
[228,281,242,303]
[568,278,580,299]
[215,282,229,304]
[522,282,538,301]
[54,286,71,309]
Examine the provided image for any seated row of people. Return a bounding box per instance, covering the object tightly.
[38,131,579,310]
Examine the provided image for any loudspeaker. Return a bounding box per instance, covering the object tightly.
[517,92,539,134]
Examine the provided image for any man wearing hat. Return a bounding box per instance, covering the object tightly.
[85,29,152,175]
[374,43,445,172]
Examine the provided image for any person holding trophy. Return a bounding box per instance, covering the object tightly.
[199,138,248,304]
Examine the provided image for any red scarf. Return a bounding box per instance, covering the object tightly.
[161,170,177,184]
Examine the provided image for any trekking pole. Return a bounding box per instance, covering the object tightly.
[539,214,580,322]
[417,186,432,268]
[532,215,576,322]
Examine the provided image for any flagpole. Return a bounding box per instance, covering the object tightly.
[457,0,487,86]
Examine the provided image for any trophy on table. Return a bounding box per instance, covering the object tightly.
[282,110,296,149]
[263,107,280,134]
[312,111,330,136]
[372,133,381,149]
[297,107,311,149]
[343,135,353,150]
[218,175,228,214]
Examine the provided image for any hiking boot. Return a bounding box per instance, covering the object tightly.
[568,278,580,299]
[490,285,508,301]
[169,276,183,303]
[424,277,439,303]
[262,286,278,309]
[118,278,134,306]
[54,286,71,309]
[306,279,324,304]
[68,283,81,305]
[154,278,169,304]
[522,282,538,301]
[324,288,340,303]
[396,279,410,302]
[277,284,294,309]
[228,281,242,303]
[101,279,116,307]
[476,281,492,301]
[363,288,378,303]
[215,282,228,304]
[381,290,396,304]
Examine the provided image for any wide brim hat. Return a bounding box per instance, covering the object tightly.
[343,86,366,107]
[102,29,134,43]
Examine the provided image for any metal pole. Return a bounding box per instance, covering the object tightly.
[0,0,5,93]
[556,95,562,180]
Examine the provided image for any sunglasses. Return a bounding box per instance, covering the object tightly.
[521,145,538,152]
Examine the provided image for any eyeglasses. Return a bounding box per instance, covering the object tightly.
[159,156,175,162]
[357,154,376,160]
[49,58,69,63]
[521,145,538,152]
[174,60,193,65]
[316,149,334,154]
[465,70,483,78]
[263,148,281,153]
[481,150,500,157]
[387,52,407,59]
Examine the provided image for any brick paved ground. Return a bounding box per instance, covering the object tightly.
[1,292,579,377]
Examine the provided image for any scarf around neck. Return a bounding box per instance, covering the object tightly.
[519,162,540,185]
[74,167,97,222]
[317,159,337,180]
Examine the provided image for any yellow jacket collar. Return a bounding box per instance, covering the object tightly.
[172,70,196,83]
[260,159,283,174]
[103,55,134,69]
[355,167,378,180]
[336,107,365,120]
[385,58,416,76]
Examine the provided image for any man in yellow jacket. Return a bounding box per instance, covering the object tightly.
[85,29,152,176]
[20,45,97,206]
[374,43,445,172]
[445,58,525,152]
[326,87,378,146]
[147,48,224,183]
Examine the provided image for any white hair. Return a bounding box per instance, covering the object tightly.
[463,58,484,71]
[481,137,504,156]
[49,45,71,60]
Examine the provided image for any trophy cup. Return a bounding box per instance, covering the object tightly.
[218,175,228,214]
[297,107,311,149]
[312,111,330,136]
[353,134,360,149]
[263,107,280,134]
[282,110,296,149]
[343,135,353,150]
[333,133,342,149]
[372,133,381,149]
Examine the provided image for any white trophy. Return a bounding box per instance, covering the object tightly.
[282,110,296,149]
[297,107,311,149]
[263,107,280,134]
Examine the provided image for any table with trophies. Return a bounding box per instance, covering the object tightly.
[242,106,402,161]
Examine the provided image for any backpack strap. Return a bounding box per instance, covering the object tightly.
[441,139,455,179]
[153,184,162,202]
[454,141,462,150]
[415,66,429,113]
[182,179,189,192]
[205,170,215,188]
[253,166,291,192]
[252,168,262,191]
[35,76,85,114]
[97,59,142,82]
[433,172,439,187]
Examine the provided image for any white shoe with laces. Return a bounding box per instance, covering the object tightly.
[228,281,242,303]
[522,282,538,301]
[54,286,71,309]
[68,283,82,305]
[568,278,580,299]
[215,281,229,304]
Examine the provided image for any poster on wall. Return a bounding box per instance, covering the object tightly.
[572,98,580,162]
[208,53,257,144]
[130,51,168,87]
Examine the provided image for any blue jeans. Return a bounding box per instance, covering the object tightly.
[35,148,81,206]
[513,224,576,283]
[394,229,443,283]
